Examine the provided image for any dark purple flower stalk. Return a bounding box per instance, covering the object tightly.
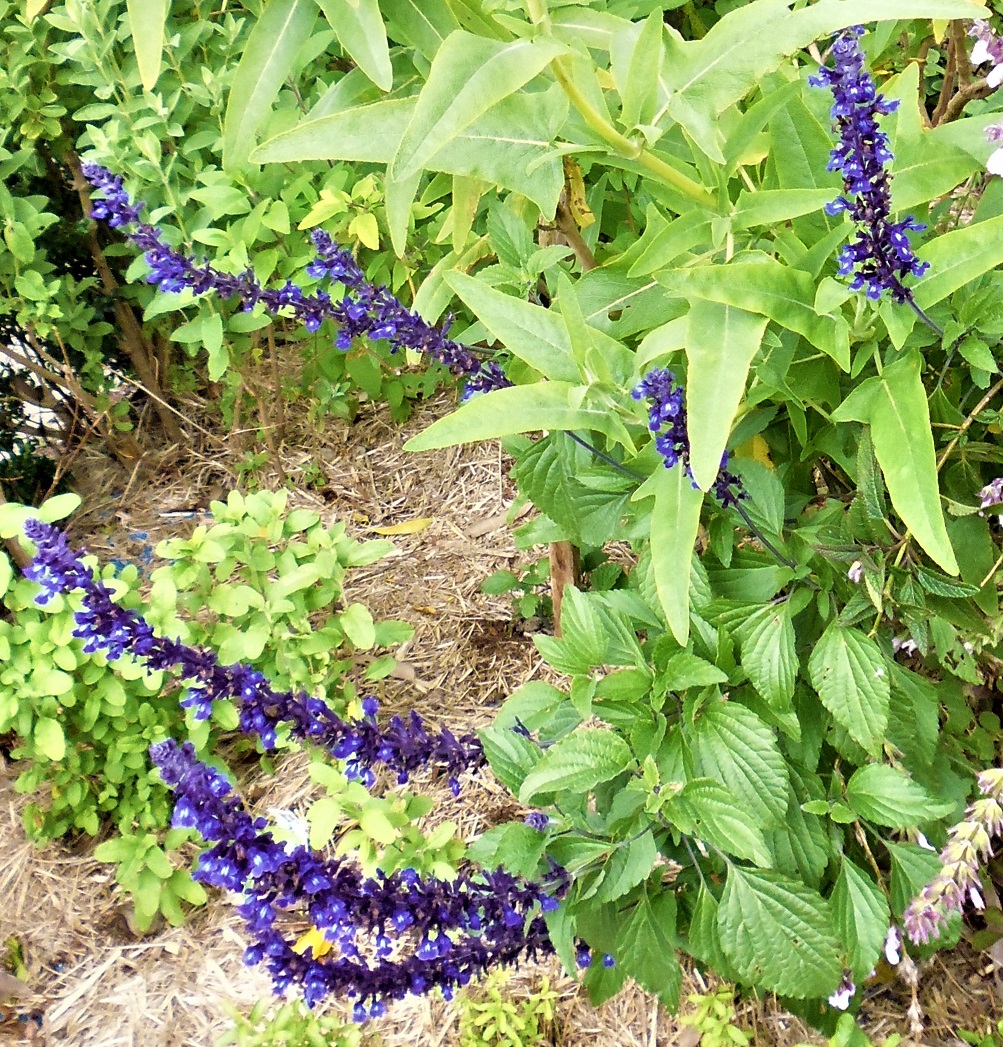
[150,739,562,1015]
[81,163,508,400]
[22,519,485,787]
[632,368,744,508]
[810,26,929,304]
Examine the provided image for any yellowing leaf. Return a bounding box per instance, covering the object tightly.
[735,433,775,470]
[349,212,380,250]
[932,19,948,41]
[371,517,433,535]
[293,927,333,959]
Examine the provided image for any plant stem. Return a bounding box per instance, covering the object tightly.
[936,376,1003,472]
[905,295,944,337]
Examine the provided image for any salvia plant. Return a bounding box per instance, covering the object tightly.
[14,0,1003,1040]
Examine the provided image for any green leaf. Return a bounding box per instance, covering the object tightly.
[845,764,954,829]
[478,723,542,794]
[340,603,376,649]
[660,258,849,370]
[731,189,837,230]
[718,867,842,999]
[36,492,82,523]
[648,465,703,646]
[912,214,1003,312]
[404,382,614,451]
[314,0,393,90]
[390,33,564,180]
[690,700,789,827]
[223,0,318,169]
[0,554,12,599]
[34,716,66,761]
[592,830,658,902]
[444,272,579,382]
[736,602,797,708]
[617,891,682,1009]
[687,884,739,979]
[666,778,773,867]
[807,624,890,757]
[886,841,942,917]
[832,858,890,981]
[216,619,270,663]
[381,0,459,61]
[685,300,767,491]
[126,0,167,91]
[467,823,547,877]
[519,729,633,804]
[611,12,664,132]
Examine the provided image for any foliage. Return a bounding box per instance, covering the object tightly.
[481,557,553,622]
[679,988,751,1047]
[215,998,365,1047]
[457,971,559,1047]
[959,1019,1003,1047]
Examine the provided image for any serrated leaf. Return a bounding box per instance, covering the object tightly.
[832,858,890,981]
[685,300,767,491]
[736,602,797,708]
[478,723,541,794]
[667,778,773,867]
[718,867,842,999]
[690,700,789,826]
[766,773,830,887]
[519,729,633,804]
[886,840,942,917]
[617,891,682,1008]
[591,830,657,903]
[686,884,740,979]
[846,764,954,828]
[466,822,547,877]
[808,624,889,757]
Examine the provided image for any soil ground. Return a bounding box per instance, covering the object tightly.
[1,383,1001,1046]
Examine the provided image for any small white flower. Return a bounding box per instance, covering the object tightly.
[847,560,864,584]
[828,978,855,1011]
[971,885,986,910]
[883,926,901,965]
[988,148,1003,177]
[990,64,1003,89]
[971,38,993,65]
[268,807,311,852]
[916,832,936,852]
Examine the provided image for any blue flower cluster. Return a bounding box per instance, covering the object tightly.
[632,368,744,508]
[81,164,508,399]
[151,738,563,1017]
[22,519,485,789]
[810,26,929,303]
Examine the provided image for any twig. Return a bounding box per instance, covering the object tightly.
[931,29,958,126]
[936,376,1003,472]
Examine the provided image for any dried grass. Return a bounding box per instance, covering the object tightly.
[1,381,999,1046]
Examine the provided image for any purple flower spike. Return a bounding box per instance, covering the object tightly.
[810,27,929,303]
[80,163,509,399]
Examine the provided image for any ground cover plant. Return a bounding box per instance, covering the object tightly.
[11,0,1003,1043]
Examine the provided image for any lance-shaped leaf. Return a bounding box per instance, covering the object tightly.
[404,382,615,451]
[685,299,767,491]
[832,351,957,575]
[223,0,317,169]
[390,33,565,180]
[126,0,167,91]
[314,0,393,91]
[519,729,633,804]
[832,858,890,981]
[718,867,842,1000]
[646,464,703,646]
[807,624,889,757]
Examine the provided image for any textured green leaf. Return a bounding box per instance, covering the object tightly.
[617,892,682,1008]
[807,624,889,757]
[519,729,633,804]
[126,0,167,91]
[592,830,657,902]
[886,841,942,917]
[478,723,541,794]
[687,884,740,980]
[718,867,842,999]
[832,858,890,981]
[445,272,578,382]
[660,258,849,369]
[404,382,613,451]
[667,778,773,867]
[685,300,768,491]
[736,602,797,708]
[648,464,703,646]
[34,716,66,762]
[223,0,317,169]
[690,700,789,826]
[466,823,547,877]
[767,778,829,887]
[846,764,954,829]
[315,0,393,90]
[390,33,564,179]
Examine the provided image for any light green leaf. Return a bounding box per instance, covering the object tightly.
[444,272,579,382]
[864,352,956,574]
[37,492,81,523]
[666,778,773,867]
[846,764,954,828]
[126,0,167,91]
[34,716,66,761]
[519,729,633,804]
[314,0,393,90]
[660,257,849,370]
[340,603,376,649]
[308,796,342,849]
[807,624,889,757]
[0,554,11,599]
[479,724,544,794]
[404,382,613,451]
[390,33,564,180]
[648,464,703,646]
[610,12,664,131]
[886,841,942,917]
[616,892,683,1009]
[685,300,767,491]
[913,214,1003,312]
[690,700,789,827]
[832,858,890,981]
[592,830,657,902]
[718,867,842,999]
[736,602,797,708]
[731,189,836,230]
[223,0,318,169]
[381,0,459,61]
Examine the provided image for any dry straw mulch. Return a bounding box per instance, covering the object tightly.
[1,385,1000,1046]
